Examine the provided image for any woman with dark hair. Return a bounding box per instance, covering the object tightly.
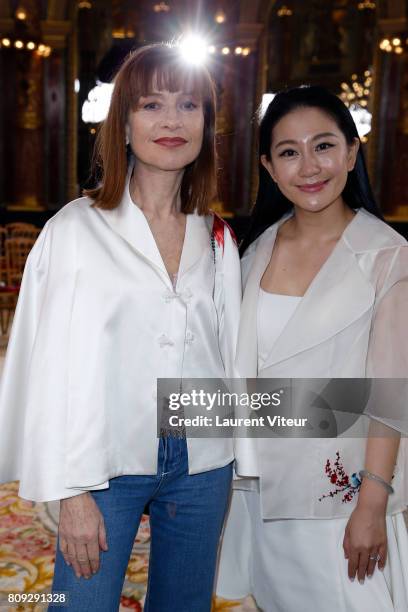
[217,86,408,611]
[0,44,240,611]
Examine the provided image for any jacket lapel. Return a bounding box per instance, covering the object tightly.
[235,224,279,377]
[94,164,210,286]
[177,212,212,279]
[236,210,377,376]
[260,234,375,370]
[95,167,167,276]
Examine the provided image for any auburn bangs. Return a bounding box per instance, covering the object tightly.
[126,47,214,111]
[84,43,217,214]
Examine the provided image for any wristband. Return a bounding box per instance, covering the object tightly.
[359,470,394,495]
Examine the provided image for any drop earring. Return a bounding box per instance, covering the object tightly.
[125,125,130,146]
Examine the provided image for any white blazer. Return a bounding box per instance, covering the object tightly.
[234,208,408,519]
[0,174,241,502]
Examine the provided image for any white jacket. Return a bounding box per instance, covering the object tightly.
[0,176,241,502]
[234,208,408,519]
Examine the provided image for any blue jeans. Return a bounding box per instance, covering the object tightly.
[49,437,232,611]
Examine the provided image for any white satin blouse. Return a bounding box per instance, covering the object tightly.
[0,171,241,502]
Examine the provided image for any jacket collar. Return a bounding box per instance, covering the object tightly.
[94,162,211,287]
[342,207,406,252]
[236,209,376,376]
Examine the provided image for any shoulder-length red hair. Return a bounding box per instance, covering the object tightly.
[84,43,217,215]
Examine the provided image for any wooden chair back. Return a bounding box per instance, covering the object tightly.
[0,227,8,285]
[5,237,36,287]
[5,222,41,240]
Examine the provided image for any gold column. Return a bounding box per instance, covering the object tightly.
[369,15,408,219]
[41,17,73,201]
[212,23,263,216]
[11,1,45,210]
[213,52,235,217]
[366,37,383,190]
[236,23,264,213]
[60,3,77,202]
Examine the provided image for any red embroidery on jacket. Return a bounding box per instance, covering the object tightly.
[318,451,361,503]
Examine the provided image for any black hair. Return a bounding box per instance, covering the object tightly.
[240,85,382,255]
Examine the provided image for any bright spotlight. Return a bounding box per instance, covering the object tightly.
[259,93,276,119]
[82,81,114,124]
[179,34,208,65]
[349,103,372,138]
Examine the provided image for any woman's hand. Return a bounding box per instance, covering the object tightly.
[58,492,108,579]
[343,503,387,583]
[343,426,399,584]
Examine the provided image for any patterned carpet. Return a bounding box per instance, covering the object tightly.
[0,481,255,611]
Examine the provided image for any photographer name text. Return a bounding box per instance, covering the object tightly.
[167,415,308,428]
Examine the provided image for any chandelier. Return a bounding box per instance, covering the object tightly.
[357,1,376,10]
[153,2,170,12]
[379,37,406,55]
[277,5,293,17]
[339,70,372,109]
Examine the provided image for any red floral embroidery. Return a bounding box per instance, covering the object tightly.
[319,451,361,503]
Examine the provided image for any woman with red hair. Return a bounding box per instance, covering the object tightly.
[0,44,240,611]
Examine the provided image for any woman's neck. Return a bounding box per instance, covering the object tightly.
[129,161,184,221]
[285,200,355,244]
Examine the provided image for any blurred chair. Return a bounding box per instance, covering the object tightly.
[0,229,16,336]
[0,236,36,336]
[5,237,35,287]
[0,290,18,337]
[5,222,41,240]
[0,227,7,284]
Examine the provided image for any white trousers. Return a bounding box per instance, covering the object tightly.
[216,489,408,612]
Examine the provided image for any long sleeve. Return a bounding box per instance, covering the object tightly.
[365,245,408,434]
[0,216,107,502]
[0,224,51,486]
